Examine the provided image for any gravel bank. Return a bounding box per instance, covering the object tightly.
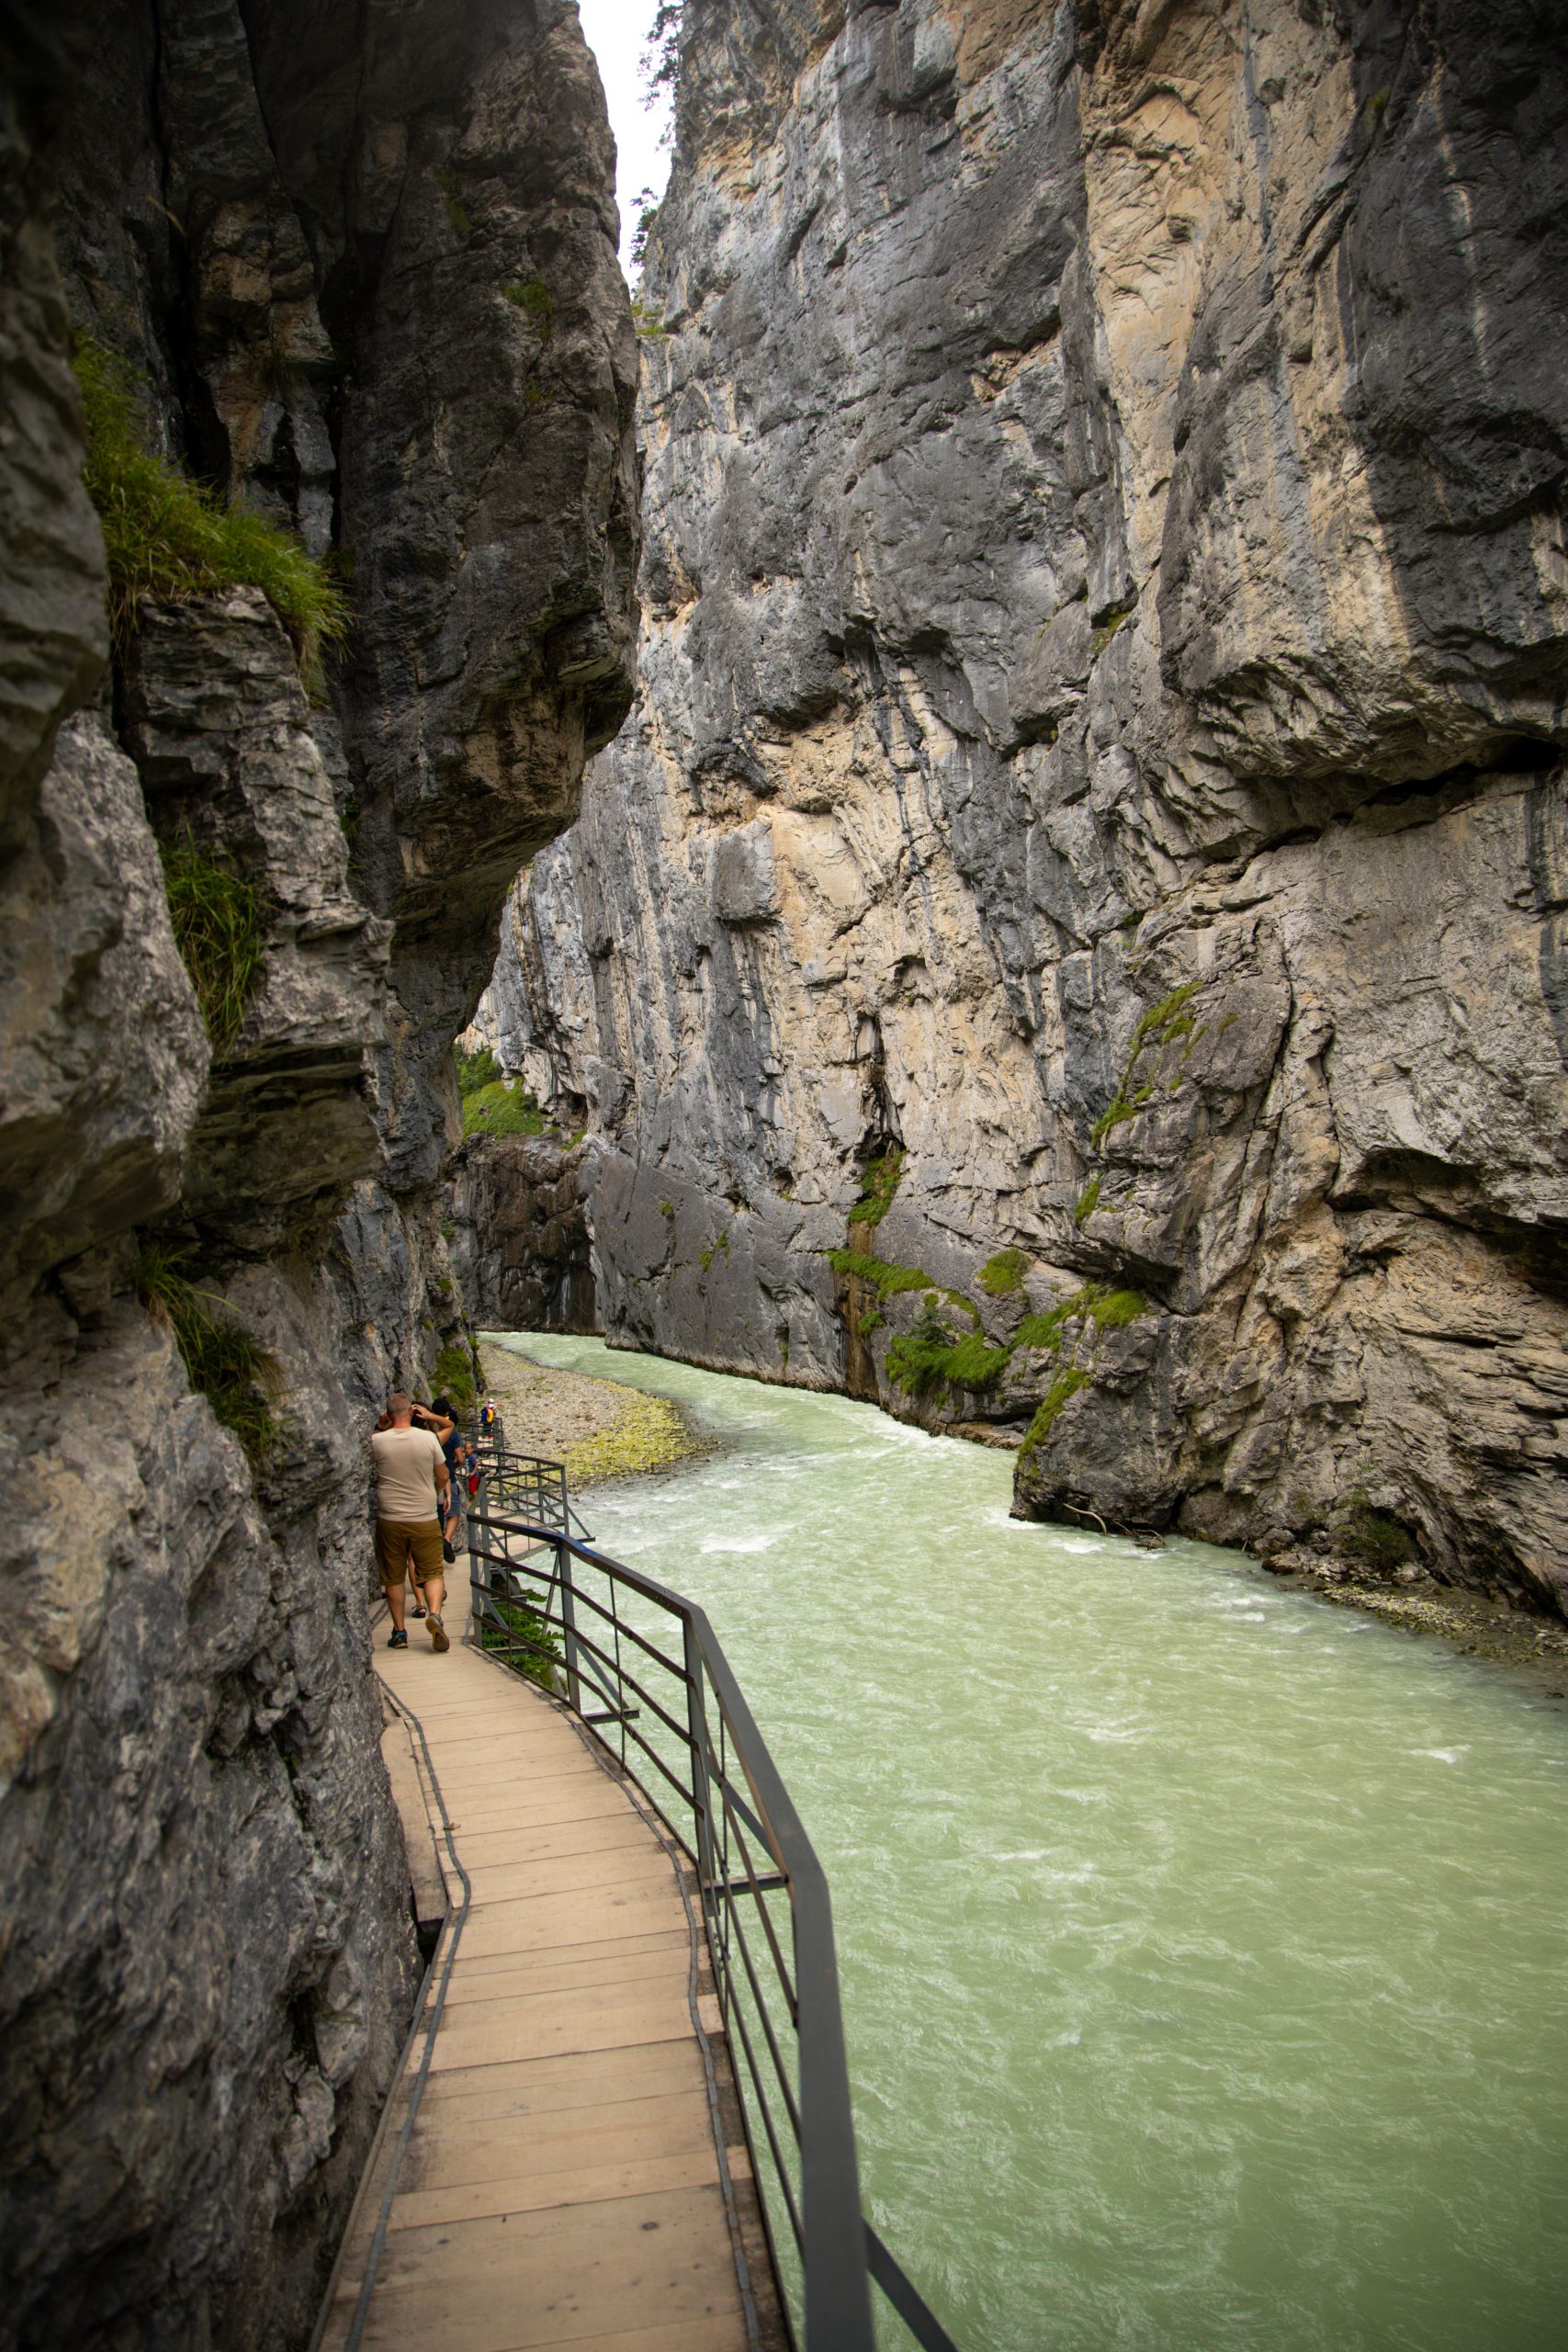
[477,1339,705,1489]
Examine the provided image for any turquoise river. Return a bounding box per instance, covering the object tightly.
[487,1331,1568,2352]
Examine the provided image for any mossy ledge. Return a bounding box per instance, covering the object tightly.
[73,335,347,658]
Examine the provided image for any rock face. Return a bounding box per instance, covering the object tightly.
[501,0,1568,1615]
[447,1135,597,1334]
[0,4,636,2346]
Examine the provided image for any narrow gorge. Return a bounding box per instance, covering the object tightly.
[468,0,1568,1621]
[3,0,1566,2343]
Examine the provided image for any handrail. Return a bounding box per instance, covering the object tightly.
[467,1460,958,2352]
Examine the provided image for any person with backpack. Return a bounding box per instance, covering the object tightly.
[424,1395,466,1564]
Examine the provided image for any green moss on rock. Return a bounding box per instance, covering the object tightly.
[978,1246,1030,1297]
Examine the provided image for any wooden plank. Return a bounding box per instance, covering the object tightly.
[520,2323,744,2352]
[386,2145,721,2233]
[398,2087,719,2197]
[440,1781,637,1835]
[455,1812,655,1868]
[324,2185,744,2351]
[441,1934,691,2007]
[426,1982,694,2073]
[457,1846,676,1905]
[405,1715,581,1754]
[410,2041,705,2127]
[459,1887,687,1962]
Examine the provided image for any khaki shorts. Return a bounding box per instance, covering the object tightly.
[375,1518,445,1589]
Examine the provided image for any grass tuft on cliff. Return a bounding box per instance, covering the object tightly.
[978,1246,1029,1297]
[72,335,347,656]
[433,1340,479,1410]
[850,1148,905,1232]
[462,1080,547,1138]
[886,1299,1011,1399]
[457,1046,547,1137]
[1020,1367,1093,1461]
[135,1245,278,1465]
[160,832,266,1055]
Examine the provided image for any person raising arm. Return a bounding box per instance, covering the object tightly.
[370,1392,451,1652]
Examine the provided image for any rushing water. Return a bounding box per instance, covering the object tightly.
[486,1333,1568,2352]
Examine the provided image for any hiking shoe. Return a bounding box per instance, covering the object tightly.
[441,1537,456,1565]
[411,1604,427,1619]
[428,1614,449,1654]
[388,1628,409,1649]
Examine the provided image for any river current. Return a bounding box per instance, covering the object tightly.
[486,1332,1568,2352]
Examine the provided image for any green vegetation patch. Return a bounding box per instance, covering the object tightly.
[1013,1284,1146,1466]
[480,1593,562,1689]
[885,1300,957,1397]
[1021,1367,1093,1455]
[433,1340,478,1410]
[160,831,265,1055]
[462,1079,547,1138]
[851,1148,905,1232]
[1073,1175,1101,1225]
[1090,595,1137,659]
[457,1045,499,1095]
[978,1246,1030,1298]
[435,161,472,237]
[1334,1498,1410,1572]
[828,1247,935,1302]
[135,1244,278,1465]
[698,1227,731,1272]
[1089,981,1207,1147]
[1133,981,1203,1052]
[1017,1284,1145,1351]
[73,336,346,656]
[502,278,555,340]
[885,1300,1012,1400]
[563,1393,698,1486]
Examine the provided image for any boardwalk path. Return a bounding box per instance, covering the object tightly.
[317,1626,768,2352]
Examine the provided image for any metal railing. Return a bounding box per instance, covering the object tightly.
[467,1448,958,2352]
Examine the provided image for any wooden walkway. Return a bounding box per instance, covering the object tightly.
[316,1623,770,2352]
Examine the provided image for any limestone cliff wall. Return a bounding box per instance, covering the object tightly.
[502,0,1568,1614]
[0,4,636,2345]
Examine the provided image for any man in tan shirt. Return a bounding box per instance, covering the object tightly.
[371,1393,451,1651]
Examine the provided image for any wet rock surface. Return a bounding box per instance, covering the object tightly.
[495,0,1568,1614]
[0,4,637,2346]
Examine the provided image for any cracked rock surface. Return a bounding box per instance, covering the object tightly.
[0,3,637,2345]
[482,0,1568,1615]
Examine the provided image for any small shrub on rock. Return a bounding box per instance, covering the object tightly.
[159,832,265,1055]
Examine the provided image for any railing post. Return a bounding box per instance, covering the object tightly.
[557,1536,583,1715]
[467,1468,485,1639]
[682,1620,719,1909]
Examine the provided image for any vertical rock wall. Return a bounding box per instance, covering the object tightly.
[501,0,1568,1615]
[0,3,637,2345]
